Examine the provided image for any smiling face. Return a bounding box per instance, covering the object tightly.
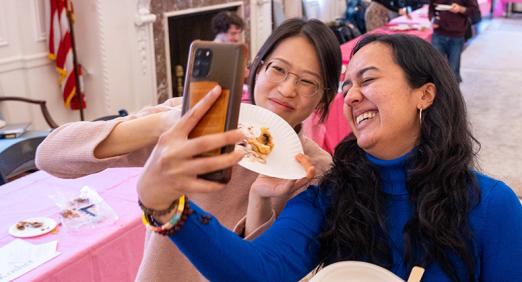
[254,36,324,127]
[343,42,425,160]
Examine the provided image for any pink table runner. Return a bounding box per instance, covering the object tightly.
[0,168,145,281]
[303,7,433,154]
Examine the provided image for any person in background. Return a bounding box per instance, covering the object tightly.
[365,0,424,31]
[36,18,342,281]
[211,11,245,44]
[429,0,480,82]
[136,34,522,281]
[210,11,250,98]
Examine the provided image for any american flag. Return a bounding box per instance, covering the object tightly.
[48,0,85,110]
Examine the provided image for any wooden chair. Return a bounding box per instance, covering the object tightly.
[0,96,59,129]
[0,96,59,185]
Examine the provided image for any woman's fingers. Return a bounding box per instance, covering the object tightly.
[292,153,315,189]
[181,152,244,175]
[295,153,315,179]
[177,129,245,158]
[167,85,223,137]
[172,151,245,176]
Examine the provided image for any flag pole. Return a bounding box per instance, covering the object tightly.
[65,0,84,121]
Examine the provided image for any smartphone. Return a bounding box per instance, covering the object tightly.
[181,40,247,183]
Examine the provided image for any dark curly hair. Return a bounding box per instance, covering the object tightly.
[247,18,342,121]
[316,34,481,282]
[211,11,244,34]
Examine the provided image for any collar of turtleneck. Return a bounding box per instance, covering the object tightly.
[366,152,411,196]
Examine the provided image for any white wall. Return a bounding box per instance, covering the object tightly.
[303,0,346,23]
[72,0,157,121]
[250,0,273,56]
[0,0,157,130]
[0,0,77,130]
[320,0,346,22]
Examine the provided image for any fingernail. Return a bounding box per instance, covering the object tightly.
[212,85,222,94]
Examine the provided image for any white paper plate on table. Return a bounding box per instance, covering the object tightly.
[388,23,417,31]
[236,103,305,180]
[310,261,404,282]
[435,4,452,11]
[9,217,57,238]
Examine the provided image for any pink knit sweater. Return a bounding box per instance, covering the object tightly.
[35,98,332,281]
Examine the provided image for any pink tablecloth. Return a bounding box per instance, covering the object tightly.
[0,168,146,281]
[303,7,433,155]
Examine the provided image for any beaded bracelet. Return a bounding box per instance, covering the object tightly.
[156,200,193,236]
[141,195,192,236]
[141,195,184,232]
[138,196,179,217]
[160,195,186,230]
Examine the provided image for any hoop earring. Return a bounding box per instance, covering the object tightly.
[419,108,423,126]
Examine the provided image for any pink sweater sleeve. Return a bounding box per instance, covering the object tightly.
[35,98,182,178]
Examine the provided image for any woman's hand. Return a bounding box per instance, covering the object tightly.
[244,154,315,235]
[137,85,245,210]
[251,153,315,199]
[450,3,466,14]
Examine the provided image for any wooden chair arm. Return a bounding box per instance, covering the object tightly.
[0,96,59,129]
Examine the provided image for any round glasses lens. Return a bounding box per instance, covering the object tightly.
[298,82,319,96]
[266,65,286,83]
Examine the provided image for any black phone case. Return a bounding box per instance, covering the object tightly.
[181,41,247,183]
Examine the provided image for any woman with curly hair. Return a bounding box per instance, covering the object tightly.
[137,34,522,281]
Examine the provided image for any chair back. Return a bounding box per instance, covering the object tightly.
[0,131,49,185]
[0,97,57,184]
[0,96,59,129]
[92,109,128,121]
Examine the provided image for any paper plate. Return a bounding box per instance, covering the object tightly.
[388,24,416,31]
[236,103,305,180]
[435,4,452,11]
[9,217,57,238]
[310,261,404,282]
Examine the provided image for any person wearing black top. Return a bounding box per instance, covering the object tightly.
[429,0,480,82]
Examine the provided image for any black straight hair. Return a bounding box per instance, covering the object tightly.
[247,18,342,121]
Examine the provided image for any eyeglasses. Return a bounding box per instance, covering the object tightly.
[261,60,323,97]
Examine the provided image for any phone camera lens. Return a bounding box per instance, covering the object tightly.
[192,48,212,79]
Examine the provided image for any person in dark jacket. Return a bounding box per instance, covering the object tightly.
[429,0,480,82]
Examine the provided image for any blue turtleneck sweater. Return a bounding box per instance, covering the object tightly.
[171,153,522,281]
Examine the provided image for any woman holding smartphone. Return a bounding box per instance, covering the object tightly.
[36,18,342,281]
[136,34,522,281]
